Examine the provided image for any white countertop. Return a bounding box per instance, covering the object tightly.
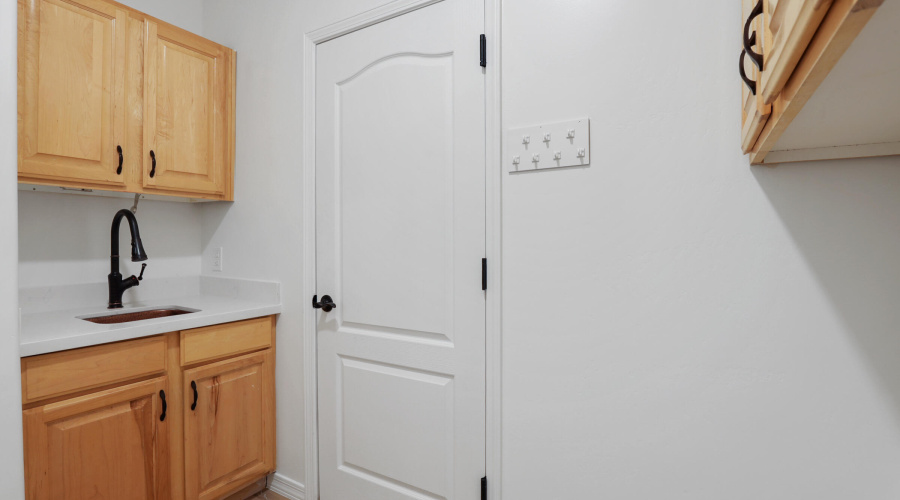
[19,276,281,357]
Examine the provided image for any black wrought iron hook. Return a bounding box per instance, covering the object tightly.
[743,0,764,71]
[740,50,757,95]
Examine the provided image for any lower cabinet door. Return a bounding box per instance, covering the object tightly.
[183,350,275,500]
[23,377,170,500]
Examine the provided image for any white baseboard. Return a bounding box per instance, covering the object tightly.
[268,473,306,500]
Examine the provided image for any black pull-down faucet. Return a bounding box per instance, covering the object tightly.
[108,209,149,309]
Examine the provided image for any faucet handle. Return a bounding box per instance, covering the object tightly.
[137,263,147,281]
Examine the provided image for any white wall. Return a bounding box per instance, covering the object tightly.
[1,0,25,496]
[501,1,900,499]
[203,0,900,497]
[19,194,202,288]
[17,0,207,290]
[200,0,397,486]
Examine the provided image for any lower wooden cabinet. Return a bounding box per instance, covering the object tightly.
[184,351,275,500]
[21,316,276,500]
[23,377,170,500]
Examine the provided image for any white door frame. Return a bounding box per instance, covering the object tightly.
[301,0,502,498]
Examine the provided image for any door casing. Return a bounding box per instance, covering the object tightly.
[300,0,502,499]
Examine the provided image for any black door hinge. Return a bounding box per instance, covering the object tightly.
[481,476,487,500]
[480,34,487,67]
[482,258,487,291]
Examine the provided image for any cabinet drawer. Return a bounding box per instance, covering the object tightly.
[21,336,167,405]
[181,316,273,366]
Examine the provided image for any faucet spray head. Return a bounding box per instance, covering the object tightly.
[132,237,148,262]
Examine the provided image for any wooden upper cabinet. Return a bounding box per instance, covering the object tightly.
[17,0,235,201]
[183,350,275,500]
[23,377,170,500]
[142,21,234,199]
[740,0,889,164]
[18,0,128,187]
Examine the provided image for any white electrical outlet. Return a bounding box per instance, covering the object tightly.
[213,247,224,272]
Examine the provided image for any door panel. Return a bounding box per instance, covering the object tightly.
[339,53,455,340]
[339,356,454,497]
[316,1,486,499]
[18,0,127,186]
[23,377,169,500]
[183,350,275,500]
[143,22,227,196]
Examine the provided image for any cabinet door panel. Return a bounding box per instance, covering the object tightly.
[184,350,275,500]
[760,0,833,104]
[18,0,127,186]
[143,22,231,197]
[24,377,169,500]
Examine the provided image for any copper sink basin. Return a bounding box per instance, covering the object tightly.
[81,307,197,324]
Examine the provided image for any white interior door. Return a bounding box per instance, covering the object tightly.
[315,1,486,499]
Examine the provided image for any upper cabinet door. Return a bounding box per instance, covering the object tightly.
[760,0,832,104]
[18,0,128,187]
[142,21,235,200]
[183,350,275,500]
[23,377,170,500]
[758,0,833,104]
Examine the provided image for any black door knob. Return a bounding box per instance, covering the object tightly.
[312,294,337,312]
